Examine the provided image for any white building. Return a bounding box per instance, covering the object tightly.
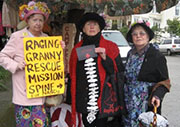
[130,1,180,40]
[160,2,180,29]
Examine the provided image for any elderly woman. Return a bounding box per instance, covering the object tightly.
[0,1,64,126]
[69,12,124,127]
[122,22,171,127]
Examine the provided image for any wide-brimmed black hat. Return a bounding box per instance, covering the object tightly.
[77,12,106,32]
[126,22,154,43]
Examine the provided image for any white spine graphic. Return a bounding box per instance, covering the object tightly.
[85,58,99,124]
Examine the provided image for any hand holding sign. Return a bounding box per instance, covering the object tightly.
[17,60,26,70]
[60,40,66,49]
[95,47,106,60]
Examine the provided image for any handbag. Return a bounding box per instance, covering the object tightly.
[138,106,169,127]
[98,72,126,118]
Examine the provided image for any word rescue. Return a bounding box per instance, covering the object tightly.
[24,36,65,98]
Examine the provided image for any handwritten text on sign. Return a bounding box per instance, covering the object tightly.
[24,36,64,98]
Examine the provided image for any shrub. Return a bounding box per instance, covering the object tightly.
[0,66,11,91]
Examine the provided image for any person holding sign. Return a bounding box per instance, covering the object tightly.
[0,1,65,127]
[69,12,125,127]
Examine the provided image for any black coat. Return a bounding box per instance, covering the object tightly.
[138,44,169,82]
[137,44,169,114]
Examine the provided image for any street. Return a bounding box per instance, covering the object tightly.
[162,55,180,127]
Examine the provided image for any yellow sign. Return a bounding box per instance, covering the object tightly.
[24,36,64,98]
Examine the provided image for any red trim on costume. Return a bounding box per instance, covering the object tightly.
[70,36,119,126]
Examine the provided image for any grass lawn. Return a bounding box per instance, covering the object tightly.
[0,104,15,127]
[0,66,15,126]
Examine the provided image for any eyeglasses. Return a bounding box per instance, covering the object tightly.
[131,31,146,37]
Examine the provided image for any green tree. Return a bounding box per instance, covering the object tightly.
[0,66,11,91]
[166,18,180,36]
[120,25,129,38]
[151,25,162,42]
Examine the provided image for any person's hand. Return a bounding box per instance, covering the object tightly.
[95,47,106,60]
[151,96,160,108]
[60,40,66,49]
[17,60,26,70]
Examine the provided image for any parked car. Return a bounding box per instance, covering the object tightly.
[159,38,180,55]
[101,30,131,64]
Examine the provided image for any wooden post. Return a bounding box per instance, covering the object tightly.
[62,23,77,74]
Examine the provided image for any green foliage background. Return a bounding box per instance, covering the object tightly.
[166,18,180,37]
[0,66,11,91]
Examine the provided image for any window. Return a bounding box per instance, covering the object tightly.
[163,40,172,44]
[175,5,180,16]
[102,32,129,46]
[174,39,180,44]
